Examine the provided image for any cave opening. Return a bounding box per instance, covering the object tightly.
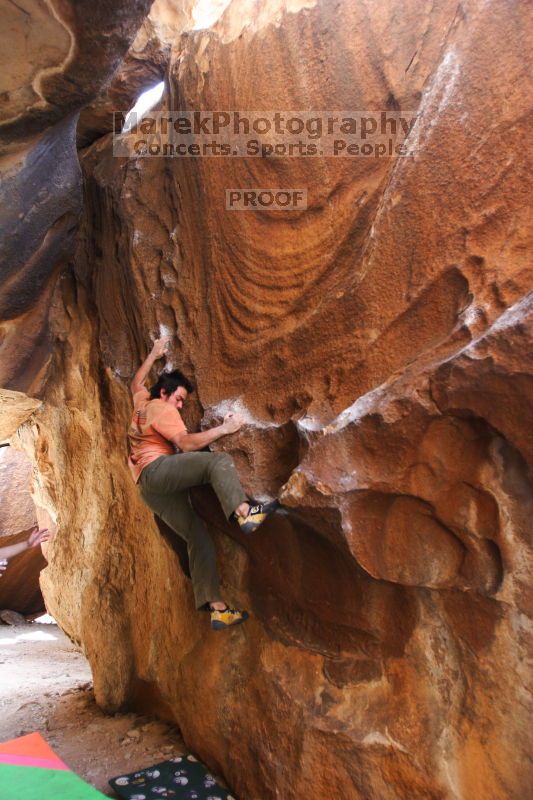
[192,0,232,29]
[122,80,165,133]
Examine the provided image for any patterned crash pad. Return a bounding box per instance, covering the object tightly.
[109,755,237,800]
[0,732,108,799]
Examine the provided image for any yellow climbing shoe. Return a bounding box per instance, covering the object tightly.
[210,606,249,630]
[236,500,279,534]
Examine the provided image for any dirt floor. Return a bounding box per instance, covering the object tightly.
[0,621,189,797]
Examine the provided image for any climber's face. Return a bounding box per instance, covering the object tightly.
[161,386,188,410]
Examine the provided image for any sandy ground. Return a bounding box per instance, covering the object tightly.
[0,622,188,797]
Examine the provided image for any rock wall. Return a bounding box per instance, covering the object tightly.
[77,0,195,148]
[0,447,36,538]
[0,0,153,392]
[0,0,532,798]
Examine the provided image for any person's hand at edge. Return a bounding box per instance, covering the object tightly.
[27,527,50,548]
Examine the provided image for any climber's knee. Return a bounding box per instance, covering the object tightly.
[210,451,233,472]
[213,451,232,464]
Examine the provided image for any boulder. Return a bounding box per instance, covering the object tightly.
[0,0,531,798]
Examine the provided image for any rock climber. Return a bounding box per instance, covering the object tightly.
[128,336,278,630]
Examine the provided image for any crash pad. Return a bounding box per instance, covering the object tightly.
[109,755,237,799]
[0,732,107,799]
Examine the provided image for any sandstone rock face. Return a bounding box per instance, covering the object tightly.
[1,0,532,799]
[0,389,41,442]
[0,447,36,537]
[0,0,154,148]
[0,0,153,391]
[77,0,195,148]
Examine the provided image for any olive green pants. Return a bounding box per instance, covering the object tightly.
[139,452,247,609]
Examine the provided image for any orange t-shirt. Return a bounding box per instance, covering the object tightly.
[128,388,188,482]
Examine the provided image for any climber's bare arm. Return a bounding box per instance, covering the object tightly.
[130,337,170,395]
[173,413,243,453]
[0,527,50,561]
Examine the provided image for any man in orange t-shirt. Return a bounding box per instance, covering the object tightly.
[128,337,278,630]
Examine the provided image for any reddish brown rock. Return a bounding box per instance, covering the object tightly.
[77,0,194,148]
[0,0,531,799]
[0,0,154,148]
[0,446,36,537]
[0,390,41,441]
[0,0,153,392]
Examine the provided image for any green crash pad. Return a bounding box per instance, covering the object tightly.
[0,732,107,800]
[109,755,237,800]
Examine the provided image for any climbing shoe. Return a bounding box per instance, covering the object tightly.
[235,500,280,535]
[210,606,249,630]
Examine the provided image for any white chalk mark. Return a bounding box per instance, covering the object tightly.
[206,398,277,429]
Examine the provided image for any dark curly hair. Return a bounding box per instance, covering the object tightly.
[149,369,194,400]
